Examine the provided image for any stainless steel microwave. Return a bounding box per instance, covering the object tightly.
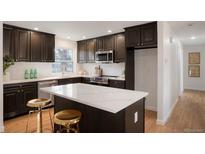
[95,50,114,63]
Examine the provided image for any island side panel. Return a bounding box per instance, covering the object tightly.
[125,98,145,133]
[54,96,125,133]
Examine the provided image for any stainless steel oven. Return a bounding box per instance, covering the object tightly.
[95,50,113,63]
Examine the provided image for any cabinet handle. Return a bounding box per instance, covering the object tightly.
[141,43,144,45]
[17,90,20,93]
[21,89,24,92]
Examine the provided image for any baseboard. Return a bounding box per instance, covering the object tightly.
[145,105,157,112]
[0,125,4,133]
[156,97,178,126]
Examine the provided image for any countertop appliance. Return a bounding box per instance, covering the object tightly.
[95,50,114,63]
[38,80,58,107]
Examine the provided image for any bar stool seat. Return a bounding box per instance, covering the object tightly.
[26,98,53,133]
[54,109,82,133]
[27,98,51,108]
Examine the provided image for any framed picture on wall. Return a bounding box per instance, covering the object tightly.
[188,52,200,64]
[188,65,200,77]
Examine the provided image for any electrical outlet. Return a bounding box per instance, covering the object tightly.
[134,112,138,123]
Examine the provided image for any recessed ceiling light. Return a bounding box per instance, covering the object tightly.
[108,30,112,33]
[190,36,196,40]
[66,36,71,39]
[34,27,39,31]
[82,36,86,39]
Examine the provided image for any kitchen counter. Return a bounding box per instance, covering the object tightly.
[41,83,148,133]
[3,74,125,85]
[40,83,148,113]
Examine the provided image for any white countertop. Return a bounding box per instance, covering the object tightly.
[40,83,148,113]
[3,74,125,85]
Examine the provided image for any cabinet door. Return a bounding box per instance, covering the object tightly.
[125,26,140,48]
[44,34,55,62]
[15,29,31,61]
[114,33,125,62]
[77,41,87,63]
[86,39,96,63]
[109,80,125,89]
[31,31,44,62]
[58,77,82,85]
[140,22,157,47]
[103,35,114,50]
[96,37,104,51]
[3,25,15,58]
[21,83,37,113]
[4,85,21,119]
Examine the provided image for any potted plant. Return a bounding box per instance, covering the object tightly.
[3,55,14,81]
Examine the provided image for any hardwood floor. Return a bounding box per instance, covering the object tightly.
[4,90,205,133]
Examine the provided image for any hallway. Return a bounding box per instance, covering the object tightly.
[145,89,205,132]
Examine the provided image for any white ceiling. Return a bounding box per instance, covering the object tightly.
[4,21,148,41]
[169,21,205,45]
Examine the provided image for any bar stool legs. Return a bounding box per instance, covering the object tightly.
[25,108,53,133]
[37,107,43,133]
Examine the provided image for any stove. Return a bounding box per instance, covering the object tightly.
[89,75,118,85]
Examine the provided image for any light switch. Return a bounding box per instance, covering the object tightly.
[134,112,138,123]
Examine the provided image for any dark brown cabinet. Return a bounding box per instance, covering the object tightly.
[77,41,87,63]
[86,39,96,63]
[114,33,126,62]
[3,25,15,58]
[58,77,82,85]
[78,33,125,63]
[3,24,55,62]
[15,28,31,61]
[109,80,125,89]
[125,26,141,48]
[4,85,21,119]
[4,82,37,119]
[103,35,115,51]
[44,34,55,62]
[30,31,44,62]
[140,22,157,47]
[125,22,157,49]
[96,37,104,51]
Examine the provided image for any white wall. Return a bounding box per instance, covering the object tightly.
[6,38,78,80]
[134,48,158,111]
[78,62,125,77]
[0,22,4,132]
[183,44,205,91]
[157,22,183,124]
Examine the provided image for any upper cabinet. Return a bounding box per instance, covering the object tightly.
[3,25,15,59]
[114,33,126,62]
[103,35,115,51]
[31,31,44,62]
[77,40,87,63]
[44,34,55,62]
[3,24,55,62]
[77,33,125,63]
[86,39,96,63]
[15,28,31,62]
[125,22,157,49]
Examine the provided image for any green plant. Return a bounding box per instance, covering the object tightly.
[3,55,14,75]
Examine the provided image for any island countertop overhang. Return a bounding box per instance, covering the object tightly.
[40,83,148,113]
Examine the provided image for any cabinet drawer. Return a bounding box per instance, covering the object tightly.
[109,80,125,89]
[58,77,82,85]
[82,77,91,84]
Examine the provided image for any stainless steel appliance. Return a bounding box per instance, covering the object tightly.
[90,76,109,85]
[95,50,114,63]
[38,80,58,107]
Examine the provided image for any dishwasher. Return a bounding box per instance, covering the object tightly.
[38,80,58,107]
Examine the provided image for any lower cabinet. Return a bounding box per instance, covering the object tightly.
[4,82,37,120]
[58,77,82,85]
[109,80,125,89]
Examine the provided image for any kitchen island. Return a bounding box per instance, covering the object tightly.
[40,83,148,133]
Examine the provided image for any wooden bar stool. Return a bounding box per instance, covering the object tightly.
[26,98,53,133]
[54,109,82,133]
